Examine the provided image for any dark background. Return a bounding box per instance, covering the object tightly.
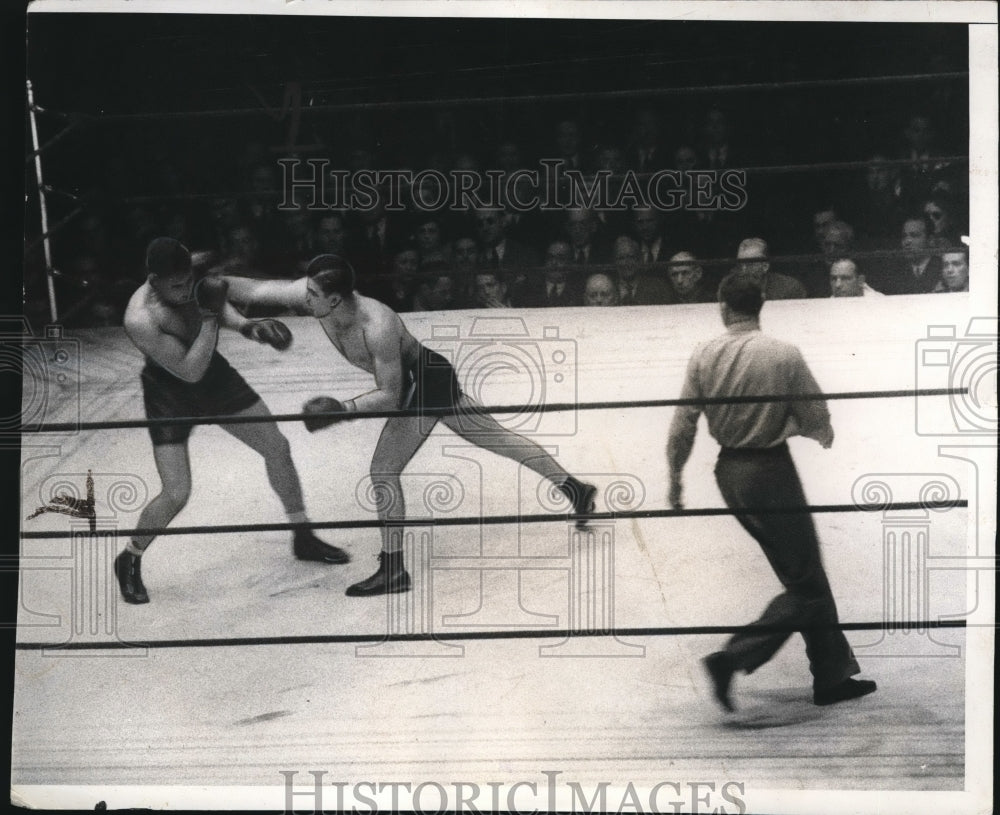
[20,14,970,320]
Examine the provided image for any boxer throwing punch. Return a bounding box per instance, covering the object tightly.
[116,238,348,605]
[226,255,597,597]
[667,270,876,710]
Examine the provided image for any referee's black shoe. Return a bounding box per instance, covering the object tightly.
[703,652,736,712]
[114,550,149,605]
[814,678,877,706]
[293,530,350,564]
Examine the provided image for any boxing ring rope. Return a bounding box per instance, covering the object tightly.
[21,385,968,434]
[113,155,970,207]
[19,499,967,542]
[82,71,969,121]
[20,385,970,540]
[15,620,967,652]
[18,383,972,650]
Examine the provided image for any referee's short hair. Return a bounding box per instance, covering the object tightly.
[718,270,764,316]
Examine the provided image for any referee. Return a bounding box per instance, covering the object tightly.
[667,270,877,711]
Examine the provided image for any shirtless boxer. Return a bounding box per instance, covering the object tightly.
[226,254,597,596]
[115,238,348,605]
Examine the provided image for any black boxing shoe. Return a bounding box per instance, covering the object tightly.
[345,551,411,597]
[293,530,350,564]
[703,651,736,712]
[557,475,597,529]
[114,550,149,605]
[813,677,877,706]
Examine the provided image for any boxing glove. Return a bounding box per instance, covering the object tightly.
[194,276,229,314]
[240,318,293,351]
[302,396,350,432]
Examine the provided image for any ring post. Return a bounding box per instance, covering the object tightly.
[26,78,59,324]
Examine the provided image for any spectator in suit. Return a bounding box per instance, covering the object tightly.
[897,113,957,205]
[215,222,270,278]
[666,251,715,304]
[850,155,904,248]
[821,221,855,261]
[736,238,808,300]
[314,212,348,256]
[627,107,666,173]
[413,214,450,266]
[347,189,405,287]
[542,118,586,209]
[494,139,546,246]
[878,215,940,294]
[921,193,964,249]
[811,207,839,254]
[615,236,670,306]
[630,206,671,264]
[517,241,582,308]
[593,144,629,239]
[475,206,541,299]
[584,272,621,307]
[411,262,457,311]
[452,234,480,275]
[270,200,314,274]
[242,162,284,258]
[375,247,420,312]
[563,207,610,267]
[596,144,626,176]
[666,145,715,256]
[471,269,512,309]
[694,109,750,257]
[207,196,243,252]
[555,118,585,171]
[496,139,523,175]
[700,106,737,171]
[245,162,280,220]
[674,144,699,172]
[809,220,858,297]
[933,246,969,293]
[829,258,883,297]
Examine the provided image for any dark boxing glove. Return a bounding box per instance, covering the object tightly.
[240,318,293,351]
[194,276,229,314]
[302,396,350,432]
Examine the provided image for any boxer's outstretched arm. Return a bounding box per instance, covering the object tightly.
[218,300,252,333]
[224,276,307,310]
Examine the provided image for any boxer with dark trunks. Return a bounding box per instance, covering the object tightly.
[226,255,597,597]
[115,238,349,605]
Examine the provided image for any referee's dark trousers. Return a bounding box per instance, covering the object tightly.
[714,443,860,690]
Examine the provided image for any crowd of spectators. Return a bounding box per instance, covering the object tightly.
[24,31,970,328]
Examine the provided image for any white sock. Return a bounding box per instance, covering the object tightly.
[125,541,144,557]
